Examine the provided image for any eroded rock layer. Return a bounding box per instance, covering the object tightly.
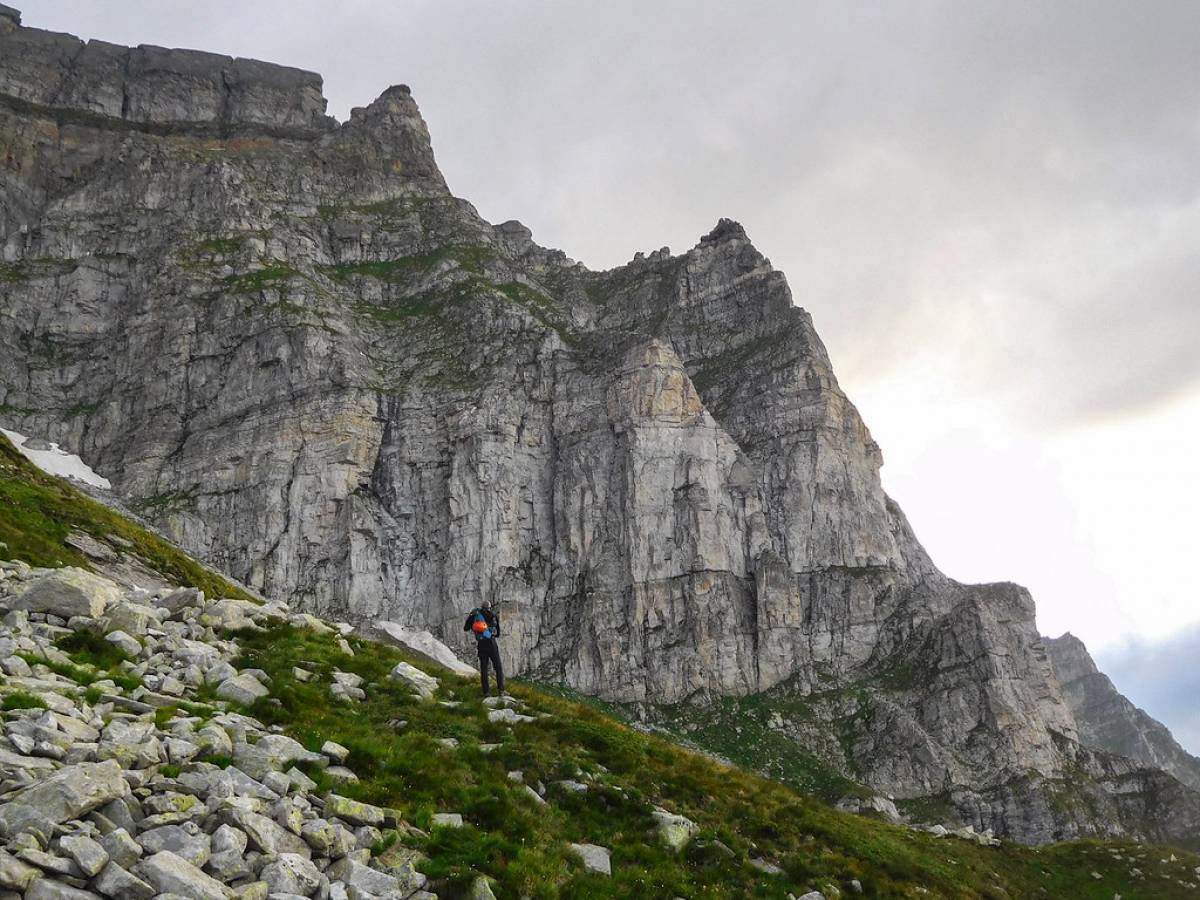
[1,9,1196,845]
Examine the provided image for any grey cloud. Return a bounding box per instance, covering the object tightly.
[1098,623,1200,758]
[23,0,1200,425]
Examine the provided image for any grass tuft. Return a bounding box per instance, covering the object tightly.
[2,691,48,711]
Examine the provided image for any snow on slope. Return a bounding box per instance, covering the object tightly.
[0,426,111,489]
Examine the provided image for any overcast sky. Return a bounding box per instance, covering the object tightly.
[21,1,1200,750]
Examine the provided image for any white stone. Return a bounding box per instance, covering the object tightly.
[488,708,534,724]
[105,630,142,657]
[568,842,611,875]
[387,662,439,700]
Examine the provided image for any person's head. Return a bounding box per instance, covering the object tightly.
[481,599,492,610]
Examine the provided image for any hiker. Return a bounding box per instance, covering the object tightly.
[463,599,504,696]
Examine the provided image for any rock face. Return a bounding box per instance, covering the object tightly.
[0,14,330,133]
[1,9,1197,845]
[1047,633,1200,793]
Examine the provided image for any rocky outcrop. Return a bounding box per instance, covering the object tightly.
[1047,633,1200,793]
[0,11,331,134]
[1,9,1198,845]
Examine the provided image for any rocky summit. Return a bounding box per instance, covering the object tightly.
[1,7,1199,850]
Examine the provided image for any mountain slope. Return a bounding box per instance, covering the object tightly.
[1,6,1198,846]
[1047,633,1200,793]
[3,430,1200,899]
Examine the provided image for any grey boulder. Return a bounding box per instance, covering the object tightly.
[260,853,321,896]
[215,674,269,705]
[24,879,105,899]
[0,759,130,839]
[93,861,156,899]
[58,833,109,877]
[568,843,611,876]
[4,568,123,619]
[137,822,211,867]
[134,850,230,900]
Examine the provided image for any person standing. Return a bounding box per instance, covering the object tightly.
[463,599,504,696]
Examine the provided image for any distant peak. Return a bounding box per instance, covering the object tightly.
[339,83,447,189]
[1045,631,1099,683]
[495,219,532,237]
[353,84,419,118]
[493,220,534,255]
[699,218,748,246]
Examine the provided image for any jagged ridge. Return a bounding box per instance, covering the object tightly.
[1047,633,1200,793]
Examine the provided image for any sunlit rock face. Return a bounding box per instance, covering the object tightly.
[2,9,1199,845]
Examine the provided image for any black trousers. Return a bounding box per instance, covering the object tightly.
[478,639,504,695]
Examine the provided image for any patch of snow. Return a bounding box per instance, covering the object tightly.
[0,425,111,489]
[376,621,476,676]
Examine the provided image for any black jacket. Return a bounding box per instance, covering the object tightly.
[463,607,500,641]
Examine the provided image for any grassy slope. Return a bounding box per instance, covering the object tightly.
[0,432,256,603]
[647,685,867,804]
[234,624,1200,899]
[2,434,1200,897]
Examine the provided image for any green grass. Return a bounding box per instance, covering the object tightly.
[494,281,580,344]
[58,630,133,669]
[64,401,101,418]
[15,649,140,691]
[353,290,455,323]
[1,691,48,710]
[129,488,199,516]
[689,331,792,401]
[222,263,300,293]
[0,257,77,284]
[14,633,143,691]
[0,261,30,283]
[319,245,495,285]
[650,683,867,803]
[0,432,256,603]
[192,236,245,256]
[222,621,1200,899]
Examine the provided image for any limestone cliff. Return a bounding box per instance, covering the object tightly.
[1,8,1197,845]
